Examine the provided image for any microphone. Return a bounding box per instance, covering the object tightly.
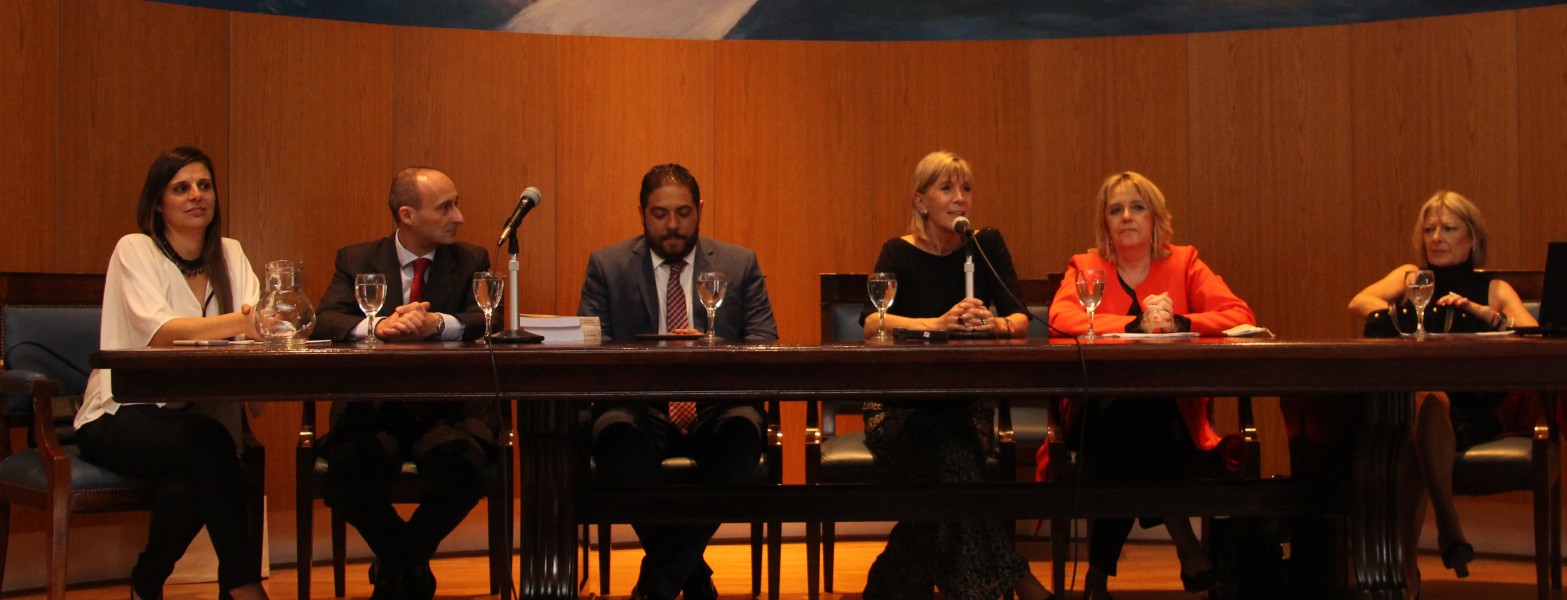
[495,187,542,247]
[952,216,975,239]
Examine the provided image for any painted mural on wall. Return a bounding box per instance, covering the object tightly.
[157,0,1564,40]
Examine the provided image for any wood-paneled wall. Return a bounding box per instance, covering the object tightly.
[5,0,1567,567]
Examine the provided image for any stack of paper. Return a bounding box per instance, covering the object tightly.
[517,315,602,344]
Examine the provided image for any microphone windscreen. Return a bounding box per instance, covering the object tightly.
[952,216,973,237]
[520,186,542,207]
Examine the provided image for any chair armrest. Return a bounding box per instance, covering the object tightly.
[2,368,48,396]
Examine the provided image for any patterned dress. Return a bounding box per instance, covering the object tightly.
[858,230,1032,600]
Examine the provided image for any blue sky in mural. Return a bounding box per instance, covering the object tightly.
[157,0,1565,40]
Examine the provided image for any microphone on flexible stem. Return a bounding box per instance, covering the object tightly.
[954,217,975,298]
[492,187,544,344]
[495,187,542,248]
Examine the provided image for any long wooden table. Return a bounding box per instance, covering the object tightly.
[96,336,1567,599]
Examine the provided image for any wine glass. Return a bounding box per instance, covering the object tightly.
[354,273,386,347]
[1076,269,1107,342]
[868,272,898,342]
[1405,269,1436,339]
[473,271,504,344]
[697,272,729,342]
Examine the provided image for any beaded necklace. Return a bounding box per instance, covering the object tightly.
[153,229,205,277]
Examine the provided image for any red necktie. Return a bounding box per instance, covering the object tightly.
[664,260,696,432]
[409,257,431,303]
[665,260,689,331]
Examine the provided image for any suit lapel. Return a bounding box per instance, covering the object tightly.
[632,238,660,330]
[375,236,403,316]
[426,244,463,313]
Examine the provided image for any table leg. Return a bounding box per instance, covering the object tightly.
[1351,392,1416,599]
[517,399,580,599]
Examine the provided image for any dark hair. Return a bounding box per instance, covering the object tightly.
[136,146,234,314]
[638,163,700,209]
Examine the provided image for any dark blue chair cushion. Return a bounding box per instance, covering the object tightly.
[1453,436,1541,496]
[0,445,154,494]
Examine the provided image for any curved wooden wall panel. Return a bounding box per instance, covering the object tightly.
[1519,5,1567,257]
[1027,34,1191,285]
[1350,12,1521,286]
[713,40,877,478]
[553,36,716,316]
[1188,26,1354,337]
[866,41,1037,282]
[229,12,393,289]
[0,0,56,273]
[56,0,231,274]
[391,27,560,316]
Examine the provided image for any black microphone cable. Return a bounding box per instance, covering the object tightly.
[477,257,520,600]
[969,227,1095,596]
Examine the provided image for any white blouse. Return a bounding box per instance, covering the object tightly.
[76,234,261,430]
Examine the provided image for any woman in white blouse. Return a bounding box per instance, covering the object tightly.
[74,147,270,600]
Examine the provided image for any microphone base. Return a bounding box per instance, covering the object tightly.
[489,329,545,344]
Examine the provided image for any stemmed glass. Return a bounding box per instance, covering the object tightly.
[868,272,898,342]
[697,272,729,343]
[1076,268,1107,342]
[354,273,386,347]
[1405,269,1436,339]
[473,271,504,344]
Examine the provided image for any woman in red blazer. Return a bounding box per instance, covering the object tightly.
[1047,171,1256,599]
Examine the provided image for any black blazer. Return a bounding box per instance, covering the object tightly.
[313,233,498,445]
[314,234,491,342]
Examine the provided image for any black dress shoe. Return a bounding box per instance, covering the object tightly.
[682,574,719,600]
[1442,542,1475,578]
[1180,568,1221,592]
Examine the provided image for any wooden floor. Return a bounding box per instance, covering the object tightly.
[3,539,1549,599]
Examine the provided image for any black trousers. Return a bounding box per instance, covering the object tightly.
[319,401,490,571]
[76,404,261,596]
[1075,397,1208,576]
[591,400,764,599]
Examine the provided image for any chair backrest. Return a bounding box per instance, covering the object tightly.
[1020,274,1064,339]
[0,272,106,428]
[820,272,1063,342]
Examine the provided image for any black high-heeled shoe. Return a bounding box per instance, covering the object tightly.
[1441,542,1475,578]
[1180,568,1221,593]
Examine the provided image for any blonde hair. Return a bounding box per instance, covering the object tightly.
[1093,171,1174,263]
[907,151,973,245]
[1413,190,1489,268]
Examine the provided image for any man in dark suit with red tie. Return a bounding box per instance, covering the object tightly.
[577,163,779,600]
[312,167,498,600]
